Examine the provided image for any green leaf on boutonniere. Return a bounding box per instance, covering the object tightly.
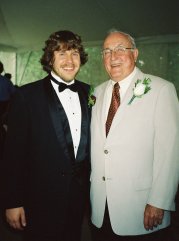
[128,77,151,105]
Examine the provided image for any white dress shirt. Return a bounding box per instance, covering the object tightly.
[105,67,137,120]
[50,72,81,157]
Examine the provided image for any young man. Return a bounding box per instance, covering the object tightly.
[1,30,91,241]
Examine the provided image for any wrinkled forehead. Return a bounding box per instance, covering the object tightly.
[103,33,131,49]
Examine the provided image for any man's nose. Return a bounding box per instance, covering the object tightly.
[111,50,118,60]
[66,54,73,62]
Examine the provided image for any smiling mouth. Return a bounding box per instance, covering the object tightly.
[63,67,75,71]
[111,63,122,67]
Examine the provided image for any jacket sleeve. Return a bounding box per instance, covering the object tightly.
[148,82,179,210]
[0,89,29,208]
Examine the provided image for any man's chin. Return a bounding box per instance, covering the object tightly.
[61,77,75,83]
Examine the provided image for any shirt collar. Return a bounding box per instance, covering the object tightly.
[110,67,137,88]
[51,71,75,85]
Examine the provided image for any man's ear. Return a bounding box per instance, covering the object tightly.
[133,48,139,62]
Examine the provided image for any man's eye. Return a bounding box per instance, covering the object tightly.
[59,52,65,56]
[72,51,79,56]
[103,50,111,55]
[115,46,124,52]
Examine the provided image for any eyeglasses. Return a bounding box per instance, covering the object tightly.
[102,45,135,57]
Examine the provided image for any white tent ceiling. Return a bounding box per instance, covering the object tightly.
[0,0,178,51]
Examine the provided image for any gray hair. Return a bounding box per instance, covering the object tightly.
[105,29,136,48]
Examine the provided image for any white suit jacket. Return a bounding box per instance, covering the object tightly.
[90,68,179,235]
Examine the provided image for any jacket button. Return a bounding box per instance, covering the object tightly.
[102,176,105,181]
[104,150,108,154]
[61,172,65,177]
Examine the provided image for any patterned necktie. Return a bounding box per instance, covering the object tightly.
[106,82,120,136]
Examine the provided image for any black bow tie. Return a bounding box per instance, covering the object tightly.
[50,75,78,92]
[58,82,78,92]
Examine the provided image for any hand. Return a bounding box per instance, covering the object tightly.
[144,204,164,231]
[6,207,26,230]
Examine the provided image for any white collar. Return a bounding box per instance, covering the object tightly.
[51,71,75,85]
[110,67,137,88]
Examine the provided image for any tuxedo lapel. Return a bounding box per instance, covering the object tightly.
[75,80,90,162]
[43,77,75,162]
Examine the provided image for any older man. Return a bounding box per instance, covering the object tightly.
[90,30,179,241]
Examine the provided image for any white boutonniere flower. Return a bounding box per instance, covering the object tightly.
[128,77,151,105]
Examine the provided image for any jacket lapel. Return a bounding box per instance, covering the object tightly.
[106,68,144,138]
[75,80,90,162]
[44,77,90,163]
[96,81,111,140]
[43,77,75,162]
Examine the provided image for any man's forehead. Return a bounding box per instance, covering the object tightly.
[55,47,79,52]
[104,34,130,48]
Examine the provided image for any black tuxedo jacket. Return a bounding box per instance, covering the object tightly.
[1,75,91,236]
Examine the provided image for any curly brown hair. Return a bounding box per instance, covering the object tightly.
[40,30,88,73]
